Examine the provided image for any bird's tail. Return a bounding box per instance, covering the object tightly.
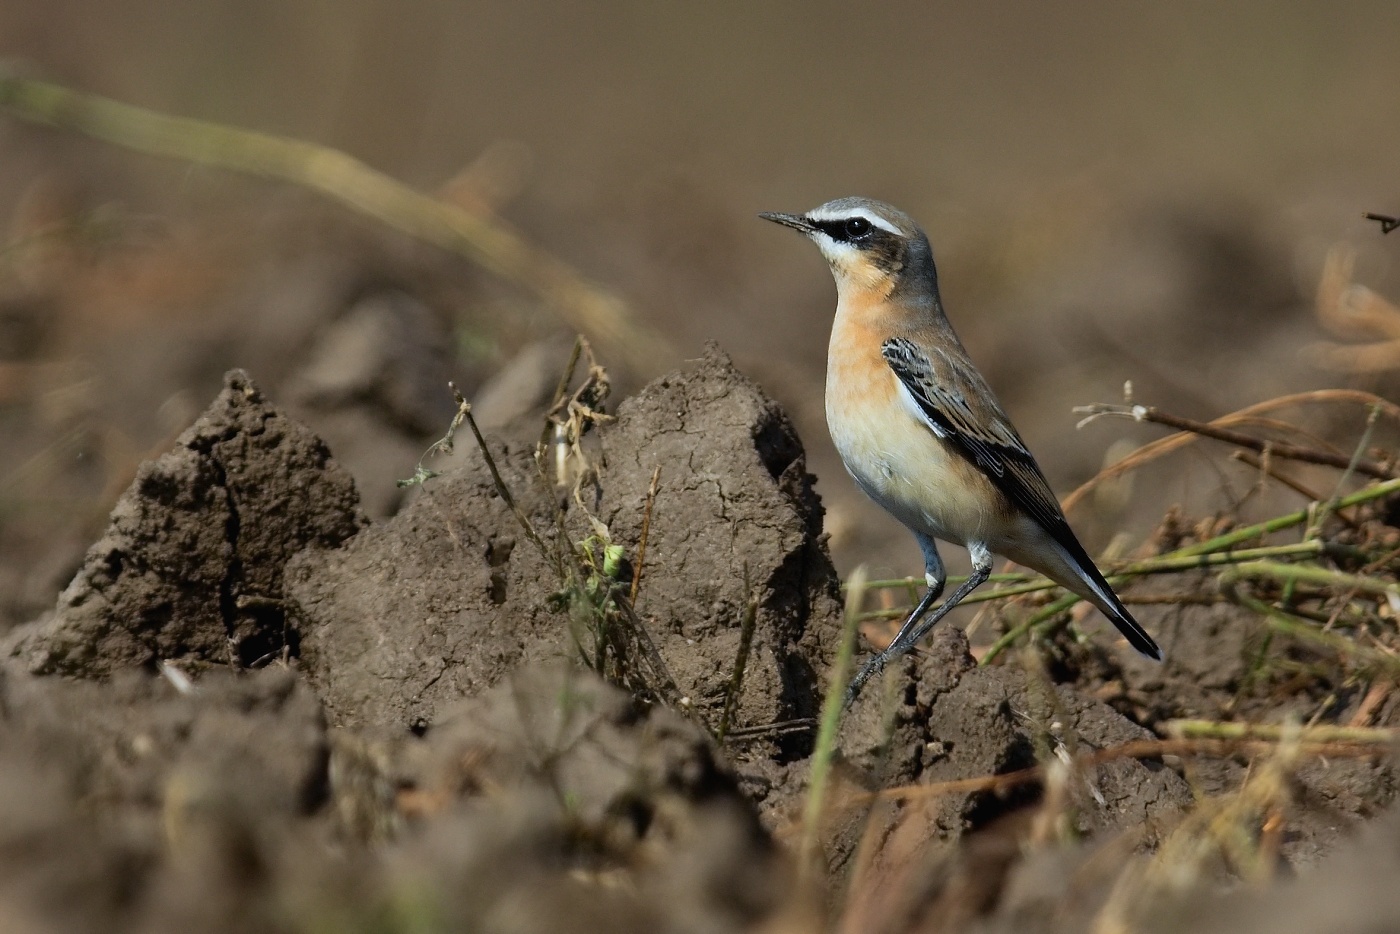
[1046,539,1163,661]
[1081,576,1162,661]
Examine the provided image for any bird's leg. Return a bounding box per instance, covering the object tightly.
[843,534,945,705]
[887,533,947,645]
[844,542,991,707]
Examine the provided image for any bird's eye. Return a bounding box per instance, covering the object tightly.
[844,217,872,239]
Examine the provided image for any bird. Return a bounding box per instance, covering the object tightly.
[759,197,1162,705]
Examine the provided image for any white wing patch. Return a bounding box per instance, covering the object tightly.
[894,375,948,438]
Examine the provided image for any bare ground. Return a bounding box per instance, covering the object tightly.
[0,351,1395,932]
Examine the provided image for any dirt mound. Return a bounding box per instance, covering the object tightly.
[1062,571,1398,865]
[0,655,783,932]
[797,627,1192,875]
[0,664,327,933]
[290,345,842,747]
[5,370,365,676]
[326,662,789,933]
[0,348,1393,932]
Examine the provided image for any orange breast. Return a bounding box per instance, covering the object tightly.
[824,294,1011,548]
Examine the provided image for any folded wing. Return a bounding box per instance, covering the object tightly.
[881,336,1162,660]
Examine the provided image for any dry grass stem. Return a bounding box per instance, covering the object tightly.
[718,573,760,742]
[861,735,1391,810]
[1230,449,1329,507]
[1073,401,1394,480]
[0,64,671,374]
[629,466,662,606]
[1164,719,1398,744]
[1061,390,1400,515]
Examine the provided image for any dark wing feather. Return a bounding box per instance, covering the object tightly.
[881,337,1069,538]
[881,336,1162,660]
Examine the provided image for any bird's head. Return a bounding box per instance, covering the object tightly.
[760,197,937,304]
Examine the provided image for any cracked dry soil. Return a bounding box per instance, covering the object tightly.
[0,346,1396,933]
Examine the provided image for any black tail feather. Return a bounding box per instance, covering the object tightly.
[1057,535,1163,661]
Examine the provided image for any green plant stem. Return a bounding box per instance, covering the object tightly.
[1223,586,1400,677]
[854,537,1306,628]
[980,594,1080,665]
[717,586,759,743]
[852,573,1035,591]
[799,565,866,879]
[976,538,1384,664]
[853,479,1398,664]
[866,541,1336,625]
[1222,560,1400,597]
[1309,402,1382,538]
[1177,477,1400,556]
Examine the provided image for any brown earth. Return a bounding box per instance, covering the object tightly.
[0,353,1395,932]
[4,4,1400,930]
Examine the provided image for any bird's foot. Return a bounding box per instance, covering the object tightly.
[843,653,887,708]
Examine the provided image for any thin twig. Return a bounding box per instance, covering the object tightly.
[861,735,1393,809]
[1348,682,1392,728]
[1364,212,1400,234]
[1165,719,1398,744]
[1310,402,1382,537]
[542,336,614,495]
[1231,449,1328,505]
[538,337,584,465]
[851,572,1034,592]
[630,466,661,606]
[461,404,552,563]
[718,572,760,743]
[1074,402,1394,480]
[720,718,818,743]
[1062,391,1400,515]
[605,585,686,710]
[396,384,472,488]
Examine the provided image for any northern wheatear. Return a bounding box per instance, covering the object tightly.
[761,197,1161,704]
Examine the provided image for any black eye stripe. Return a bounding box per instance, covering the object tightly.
[812,216,878,243]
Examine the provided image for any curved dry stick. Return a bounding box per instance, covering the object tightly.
[1077,404,1392,480]
[1220,415,1349,457]
[860,736,1392,808]
[1063,390,1400,515]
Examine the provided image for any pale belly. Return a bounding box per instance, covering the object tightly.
[825,356,1006,549]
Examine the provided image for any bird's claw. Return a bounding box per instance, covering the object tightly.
[843,654,885,708]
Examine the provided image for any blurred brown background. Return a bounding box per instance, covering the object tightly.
[3,0,1399,628]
